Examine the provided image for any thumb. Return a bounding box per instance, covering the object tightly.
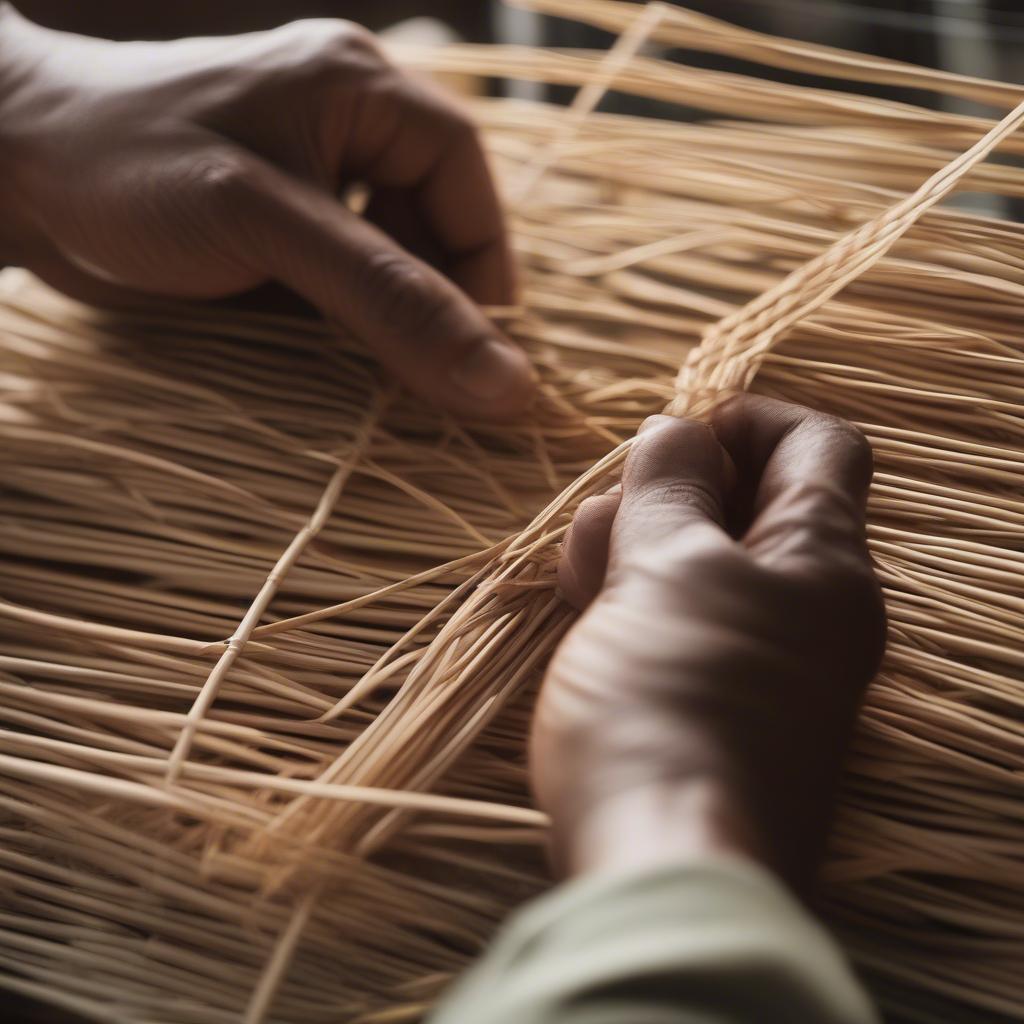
[211,151,535,419]
[558,488,621,609]
[609,416,734,580]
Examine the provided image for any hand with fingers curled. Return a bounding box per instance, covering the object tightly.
[535,395,887,891]
[0,4,533,418]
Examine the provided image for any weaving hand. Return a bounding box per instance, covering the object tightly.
[537,395,886,889]
[0,4,534,418]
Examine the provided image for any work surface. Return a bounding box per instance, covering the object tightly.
[2,2,1024,1021]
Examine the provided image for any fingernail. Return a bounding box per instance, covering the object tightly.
[450,338,531,401]
[638,414,674,434]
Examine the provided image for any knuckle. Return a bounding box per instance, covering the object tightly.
[641,415,716,447]
[674,416,721,450]
[359,252,450,336]
[770,479,866,552]
[829,416,873,471]
[619,525,737,583]
[648,477,722,522]
[317,20,382,63]
[277,19,385,82]
[806,412,874,483]
[630,418,726,487]
[401,75,477,139]
[189,150,256,205]
[789,479,856,520]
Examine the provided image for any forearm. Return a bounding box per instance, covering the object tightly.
[433,775,877,1024]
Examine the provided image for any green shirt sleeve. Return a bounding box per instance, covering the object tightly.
[430,857,878,1024]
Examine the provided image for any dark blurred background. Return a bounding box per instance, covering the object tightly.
[6,1,1024,1021]
[19,0,1019,219]
[16,1,1024,146]
[13,1,1024,97]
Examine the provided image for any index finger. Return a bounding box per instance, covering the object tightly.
[352,72,515,306]
[710,395,873,559]
[607,415,735,583]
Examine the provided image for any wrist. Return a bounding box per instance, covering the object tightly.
[557,777,768,881]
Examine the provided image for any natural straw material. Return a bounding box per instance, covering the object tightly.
[2,2,1024,1021]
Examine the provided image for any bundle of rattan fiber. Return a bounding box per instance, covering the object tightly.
[1,2,1023,1021]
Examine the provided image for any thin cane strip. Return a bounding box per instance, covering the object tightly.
[3,6,1024,1022]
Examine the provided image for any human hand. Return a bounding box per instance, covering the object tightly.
[0,5,533,418]
[533,396,886,889]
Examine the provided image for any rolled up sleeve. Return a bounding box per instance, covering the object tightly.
[430,857,878,1024]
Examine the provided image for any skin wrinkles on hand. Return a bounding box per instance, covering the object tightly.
[0,3,885,910]
[535,395,885,892]
[0,4,534,419]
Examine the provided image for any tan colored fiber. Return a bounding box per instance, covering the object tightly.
[2,3,1024,1022]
